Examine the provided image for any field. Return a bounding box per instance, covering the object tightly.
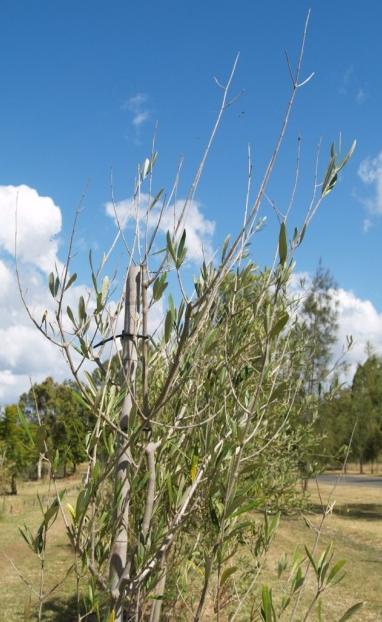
[0,476,80,621]
[0,473,381,621]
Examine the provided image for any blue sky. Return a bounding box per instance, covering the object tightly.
[1,1,382,402]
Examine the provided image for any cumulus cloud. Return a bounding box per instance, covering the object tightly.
[334,287,382,380]
[0,185,62,272]
[0,258,70,404]
[0,185,80,404]
[358,151,382,215]
[105,193,215,263]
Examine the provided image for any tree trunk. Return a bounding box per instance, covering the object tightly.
[149,555,168,622]
[360,456,364,474]
[37,454,44,481]
[10,473,17,495]
[109,266,140,621]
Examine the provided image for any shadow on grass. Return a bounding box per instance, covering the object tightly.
[310,502,382,520]
[42,596,97,622]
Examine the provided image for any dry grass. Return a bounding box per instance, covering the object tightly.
[0,475,81,621]
[0,474,381,620]
[258,479,382,621]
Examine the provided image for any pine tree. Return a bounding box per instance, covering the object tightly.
[301,261,339,397]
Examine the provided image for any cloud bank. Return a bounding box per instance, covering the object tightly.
[0,185,62,272]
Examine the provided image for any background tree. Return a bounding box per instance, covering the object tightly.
[317,387,354,472]
[300,261,339,398]
[19,377,89,477]
[0,404,36,493]
[317,355,382,474]
[351,355,382,473]
[293,263,340,489]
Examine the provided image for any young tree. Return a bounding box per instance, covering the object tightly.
[14,15,359,621]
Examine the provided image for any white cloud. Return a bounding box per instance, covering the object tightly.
[338,66,367,104]
[123,92,151,130]
[126,93,147,109]
[356,88,367,104]
[338,66,354,96]
[0,185,62,272]
[334,288,382,381]
[363,218,372,233]
[358,151,382,215]
[0,369,26,405]
[0,185,90,405]
[0,258,72,404]
[132,111,150,128]
[105,193,215,263]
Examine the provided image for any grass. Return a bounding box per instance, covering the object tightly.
[260,479,382,621]
[0,475,82,621]
[0,473,381,621]
[199,477,382,622]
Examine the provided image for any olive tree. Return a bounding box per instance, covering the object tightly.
[15,12,359,622]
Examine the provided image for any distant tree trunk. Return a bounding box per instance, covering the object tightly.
[359,456,364,474]
[37,454,44,480]
[42,461,50,480]
[10,473,17,495]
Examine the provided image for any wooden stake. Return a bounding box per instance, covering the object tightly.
[110,266,141,620]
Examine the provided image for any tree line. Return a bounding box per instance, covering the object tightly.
[0,377,91,493]
[319,352,382,473]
